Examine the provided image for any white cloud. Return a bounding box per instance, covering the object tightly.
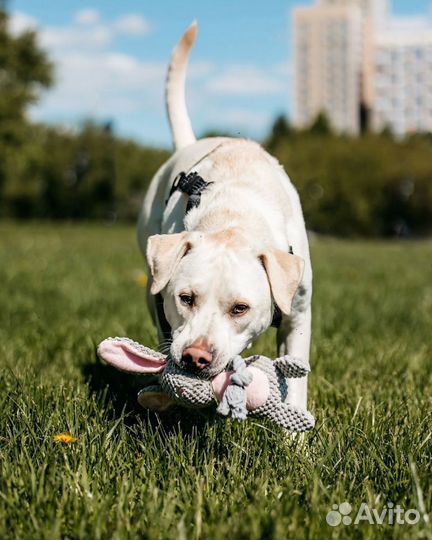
[35,51,165,118]
[273,60,292,78]
[41,25,112,51]
[9,11,38,35]
[10,9,287,143]
[187,61,214,79]
[10,9,160,124]
[35,10,152,52]
[113,14,151,36]
[225,110,271,130]
[207,65,286,96]
[205,109,271,133]
[74,9,101,26]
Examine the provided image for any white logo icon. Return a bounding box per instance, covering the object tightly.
[326,502,352,527]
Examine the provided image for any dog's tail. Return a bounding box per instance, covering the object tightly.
[165,22,197,150]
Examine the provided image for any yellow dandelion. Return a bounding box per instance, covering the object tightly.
[53,433,78,444]
[135,273,148,288]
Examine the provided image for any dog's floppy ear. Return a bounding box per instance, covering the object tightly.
[146,232,192,294]
[260,249,304,315]
[97,338,167,374]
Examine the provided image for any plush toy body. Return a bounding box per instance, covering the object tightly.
[98,337,315,432]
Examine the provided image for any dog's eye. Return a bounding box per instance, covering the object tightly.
[230,303,249,316]
[179,293,195,307]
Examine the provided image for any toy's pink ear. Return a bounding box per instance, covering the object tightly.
[97,338,167,374]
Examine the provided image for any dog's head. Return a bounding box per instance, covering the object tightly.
[147,229,304,377]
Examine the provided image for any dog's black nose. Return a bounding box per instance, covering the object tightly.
[182,353,194,367]
[181,348,212,370]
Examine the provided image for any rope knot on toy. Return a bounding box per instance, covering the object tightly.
[216,356,252,421]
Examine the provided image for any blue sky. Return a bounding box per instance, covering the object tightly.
[9,0,432,148]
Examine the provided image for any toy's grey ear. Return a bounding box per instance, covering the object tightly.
[97,337,167,374]
[274,355,310,378]
[138,386,175,411]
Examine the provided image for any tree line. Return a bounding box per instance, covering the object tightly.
[266,115,432,237]
[1,7,431,236]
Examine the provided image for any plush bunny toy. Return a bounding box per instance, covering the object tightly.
[97,337,315,432]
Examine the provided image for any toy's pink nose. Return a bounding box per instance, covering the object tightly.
[182,340,213,369]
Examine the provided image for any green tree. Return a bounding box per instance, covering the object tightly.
[308,111,333,136]
[266,114,293,152]
[0,4,53,214]
[0,6,53,143]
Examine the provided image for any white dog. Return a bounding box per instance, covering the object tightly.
[137,23,312,409]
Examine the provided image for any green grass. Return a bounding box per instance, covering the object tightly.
[0,223,431,540]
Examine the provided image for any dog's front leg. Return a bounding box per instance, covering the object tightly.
[276,283,312,410]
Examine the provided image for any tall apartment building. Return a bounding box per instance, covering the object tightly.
[293,1,363,134]
[371,20,432,136]
[293,0,432,136]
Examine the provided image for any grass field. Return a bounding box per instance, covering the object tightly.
[0,223,431,540]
